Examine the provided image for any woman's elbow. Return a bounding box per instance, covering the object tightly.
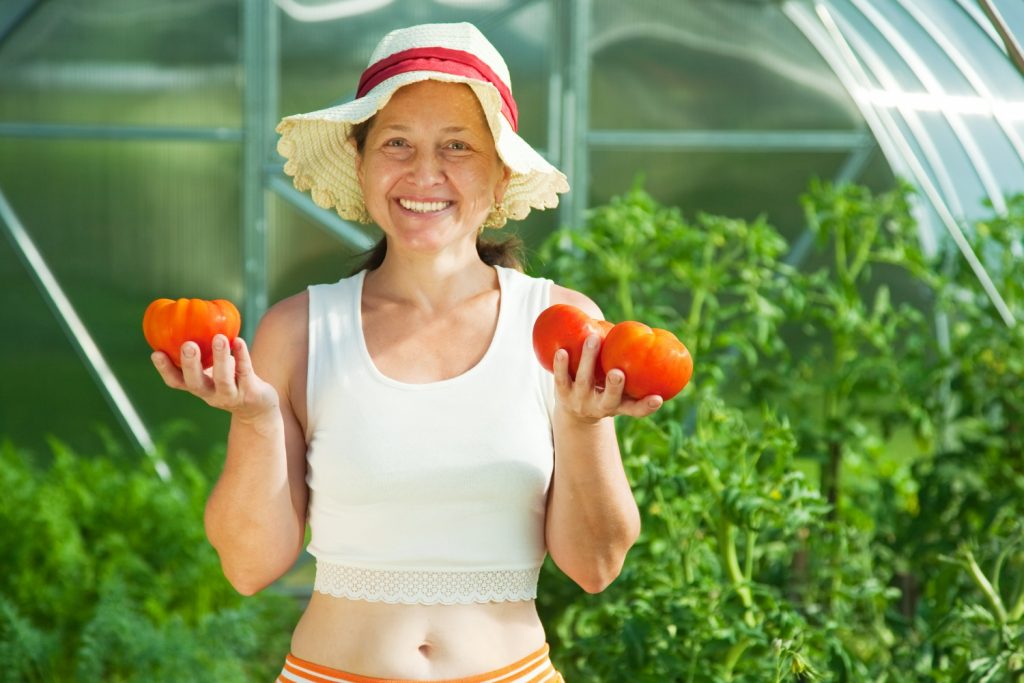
[220,561,284,596]
[577,571,618,594]
[573,538,639,594]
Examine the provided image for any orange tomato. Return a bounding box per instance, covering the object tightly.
[532,304,613,385]
[142,298,241,369]
[600,321,693,400]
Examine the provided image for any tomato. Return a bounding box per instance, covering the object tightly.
[142,298,241,369]
[532,304,613,384]
[600,320,693,400]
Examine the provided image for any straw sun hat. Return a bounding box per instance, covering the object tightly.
[275,22,570,229]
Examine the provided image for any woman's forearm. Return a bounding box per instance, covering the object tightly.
[204,410,305,595]
[545,408,641,593]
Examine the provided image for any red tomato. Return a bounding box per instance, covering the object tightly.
[600,320,693,401]
[532,304,613,385]
[142,298,241,369]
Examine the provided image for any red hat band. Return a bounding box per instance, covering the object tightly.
[356,46,519,132]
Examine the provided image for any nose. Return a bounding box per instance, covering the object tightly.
[407,149,445,187]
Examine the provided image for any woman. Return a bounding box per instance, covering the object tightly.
[151,22,664,682]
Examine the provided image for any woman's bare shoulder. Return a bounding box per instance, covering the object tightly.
[251,291,309,365]
[549,283,605,321]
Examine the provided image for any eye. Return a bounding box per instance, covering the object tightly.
[446,140,470,151]
[384,138,408,148]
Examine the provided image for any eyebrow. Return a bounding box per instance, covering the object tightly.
[377,124,470,134]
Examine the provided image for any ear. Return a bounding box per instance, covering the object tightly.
[494,163,512,205]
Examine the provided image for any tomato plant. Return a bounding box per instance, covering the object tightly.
[142,298,241,369]
[600,320,693,400]
[532,304,613,384]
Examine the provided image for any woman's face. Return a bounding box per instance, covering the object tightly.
[355,80,511,256]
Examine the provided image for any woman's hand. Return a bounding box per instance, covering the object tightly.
[553,333,663,424]
[151,333,280,423]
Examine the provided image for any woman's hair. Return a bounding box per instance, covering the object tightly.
[348,117,526,274]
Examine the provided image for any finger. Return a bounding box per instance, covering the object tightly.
[552,348,573,398]
[151,352,187,390]
[179,342,213,396]
[232,337,260,388]
[572,335,600,396]
[619,394,664,418]
[210,335,238,396]
[599,369,626,412]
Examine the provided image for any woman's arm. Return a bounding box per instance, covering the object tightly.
[543,286,660,593]
[152,293,310,595]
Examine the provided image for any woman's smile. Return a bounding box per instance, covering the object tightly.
[397,198,454,214]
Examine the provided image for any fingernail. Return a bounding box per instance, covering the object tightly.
[649,398,660,408]
[183,346,196,358]
[610,372,622,384]
[214,337,225,351]
[586,335,598,349]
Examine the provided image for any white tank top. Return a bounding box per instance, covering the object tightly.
[304,265,556,605]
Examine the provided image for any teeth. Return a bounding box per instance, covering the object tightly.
[399,199,451,213]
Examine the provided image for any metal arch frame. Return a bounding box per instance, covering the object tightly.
[953,0,1008,54]
[832,6,969,223]
[977,0,1024,75]
[853,0,1007,216]
[897,0,1024,178]
[785,0,1016,328]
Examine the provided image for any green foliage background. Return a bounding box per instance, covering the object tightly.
[2,180,1023,681]
[533,181,1024,681]
[0,432,301,682]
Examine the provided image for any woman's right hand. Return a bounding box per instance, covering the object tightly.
[151,333,280,423]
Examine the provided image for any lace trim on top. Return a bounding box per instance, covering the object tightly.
[313,561,541,605]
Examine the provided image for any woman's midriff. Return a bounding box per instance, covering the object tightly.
[289,592,548,679]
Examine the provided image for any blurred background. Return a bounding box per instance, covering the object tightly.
[2,0,1023,680]
[3,0,1021,455]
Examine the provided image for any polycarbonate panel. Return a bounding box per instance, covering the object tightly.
[588,148,893,240]
[0,0,240,128]
[989,0,1024,40]
[914,2,1024,97]
[0,137,243,298]
[0,134,242,453]
[590,0,861,132]
[268,191,365,304]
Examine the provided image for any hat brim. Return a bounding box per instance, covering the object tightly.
[275,72,569,225]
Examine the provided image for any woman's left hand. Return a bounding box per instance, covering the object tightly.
[553,333,664,424]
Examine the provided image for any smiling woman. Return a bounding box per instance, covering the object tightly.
[150,21,665,682]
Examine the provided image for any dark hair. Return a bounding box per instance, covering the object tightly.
[348,117,525,274]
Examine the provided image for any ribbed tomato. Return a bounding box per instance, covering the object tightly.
[142,298,241,369]
[532,304,613,384]
[600,321,693,400]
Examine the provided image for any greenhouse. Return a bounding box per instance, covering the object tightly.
[1,0,1022,680]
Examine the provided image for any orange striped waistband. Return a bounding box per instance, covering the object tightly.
[277,643,563,683]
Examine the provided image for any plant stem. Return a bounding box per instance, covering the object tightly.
[849,216,879,283]
[964,548,1009,625]
[687,239,716,343]
[719,516,756,628]
[745,530,757,583]
[723,639,750,680]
